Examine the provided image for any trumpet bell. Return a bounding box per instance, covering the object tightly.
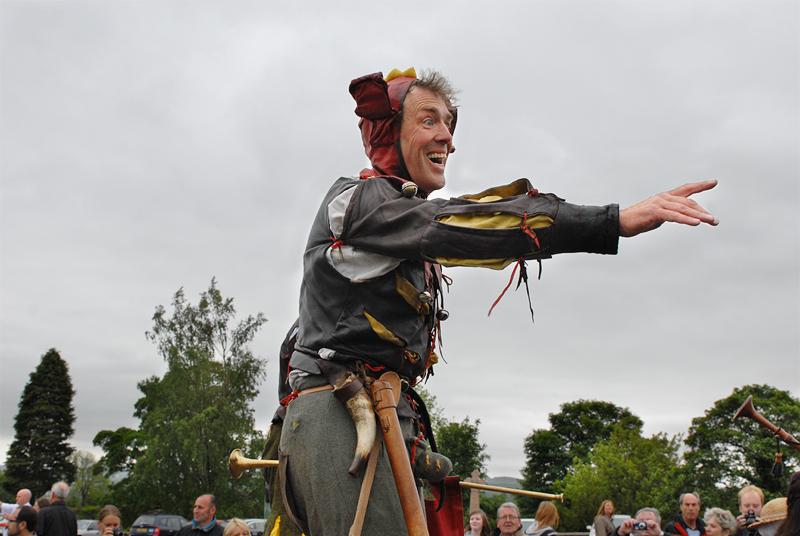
[228,448,279,479]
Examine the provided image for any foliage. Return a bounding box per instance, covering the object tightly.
[3,348,76,497]
[559,426,684,531]
[414,385,447,437]
[437,417,489,480]
[682,384,800,509]
[437,416,490,515]
[94,279,267,519]
[519,400,642,516]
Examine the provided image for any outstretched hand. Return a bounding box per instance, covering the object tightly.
[619,179,718,238]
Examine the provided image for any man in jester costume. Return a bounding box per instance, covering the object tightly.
[264,67,718,536]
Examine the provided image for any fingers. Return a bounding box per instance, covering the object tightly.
[668,179,718,197]
[661,199,718,225]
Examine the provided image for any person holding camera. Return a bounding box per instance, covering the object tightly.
[616,508,664,536]
[97,505,123,536]
[735,485,764,536]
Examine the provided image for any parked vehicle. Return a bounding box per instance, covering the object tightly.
[78,520,100,536]
[243,519,265,536]
[130,514,189,536]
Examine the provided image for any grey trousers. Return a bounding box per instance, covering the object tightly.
[279,385,409,536]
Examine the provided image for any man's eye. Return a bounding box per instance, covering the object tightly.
[422,118,434,126]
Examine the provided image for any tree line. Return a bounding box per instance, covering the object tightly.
[2,280,799,531]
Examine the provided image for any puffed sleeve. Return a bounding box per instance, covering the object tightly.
[341,177,619,269]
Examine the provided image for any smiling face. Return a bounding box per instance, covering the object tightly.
[496,506,521,535]
[469,513,483,531]
[399,86,454,194]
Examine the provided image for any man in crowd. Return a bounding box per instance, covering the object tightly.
[7,507,36,536]
[736,485,764,536]
[1,489,32,536]
[278,67,718,535]
[496,502,524,536]
[617,508,664,536]
[665,493,705,536]
[176,495,222,536]
[37,482,76,536]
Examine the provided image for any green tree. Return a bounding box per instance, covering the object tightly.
[94,279,267,518]
[519,400,642,515]
[559,427,683,531]
[3,348,76,497]
[437,417,489,480]
[67,451,112,517]
[682,384,800,509]
[414,385,447,437]
[436,416,490,517]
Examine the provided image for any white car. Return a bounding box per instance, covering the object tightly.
[78,520,100,536]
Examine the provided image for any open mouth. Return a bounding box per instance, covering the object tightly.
[427,152,447,165]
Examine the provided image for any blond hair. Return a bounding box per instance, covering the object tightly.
[536,501,560,529]
[222,519,250,536]
[597,500,615,517]
[738,485,765,506]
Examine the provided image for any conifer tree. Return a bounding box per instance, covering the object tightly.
[3,348,76,497]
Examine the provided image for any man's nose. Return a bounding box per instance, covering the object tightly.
[434,121,453,145]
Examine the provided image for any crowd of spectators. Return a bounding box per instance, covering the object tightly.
[3,471,798,536]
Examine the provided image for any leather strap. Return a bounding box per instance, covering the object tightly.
[348,434,382,536]
[298,384,333,397]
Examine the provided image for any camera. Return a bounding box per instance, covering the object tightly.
[745,510,757,525]
[112,528,123,536]
[632,521,649,531]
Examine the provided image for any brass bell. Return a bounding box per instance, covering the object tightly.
[418,291,433,305]
[436,309,449,321]
[402,182,418,198]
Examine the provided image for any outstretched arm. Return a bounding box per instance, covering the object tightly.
[619,179,718,237]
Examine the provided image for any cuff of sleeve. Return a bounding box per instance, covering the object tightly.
[549,202,619,255]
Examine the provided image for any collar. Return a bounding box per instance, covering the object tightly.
[191,518,217,532]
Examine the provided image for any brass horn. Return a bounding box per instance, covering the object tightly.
[733,395,800,450]
[228,449,567,502]
[228,448,279,479]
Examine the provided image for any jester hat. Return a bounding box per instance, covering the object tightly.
[349,67,457,181]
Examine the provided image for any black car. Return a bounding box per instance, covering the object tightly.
[130,514,189,536]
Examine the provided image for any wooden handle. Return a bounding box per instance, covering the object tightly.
[371,372,429,536]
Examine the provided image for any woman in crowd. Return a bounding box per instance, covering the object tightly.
[525,501,560,536]
[464,509,491,536]
[593,500,616,536]
[222,519,251,536]
[704,508,737,536]
[97,505,122,536]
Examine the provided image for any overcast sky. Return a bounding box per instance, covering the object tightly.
[1,0,798,481]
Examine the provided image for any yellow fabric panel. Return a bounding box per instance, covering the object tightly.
[363,311,405,347]
[394,273,428,314]
[437,213,553,230]
[269,517,280,536]
[460,178,531,200]
[434,257,516,270]
[385,67,417,81]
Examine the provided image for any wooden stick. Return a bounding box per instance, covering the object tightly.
[459,481,564,502]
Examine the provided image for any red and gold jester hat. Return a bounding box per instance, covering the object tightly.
[349,67,457,187]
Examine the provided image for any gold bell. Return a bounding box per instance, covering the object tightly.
[402,182,418,198]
